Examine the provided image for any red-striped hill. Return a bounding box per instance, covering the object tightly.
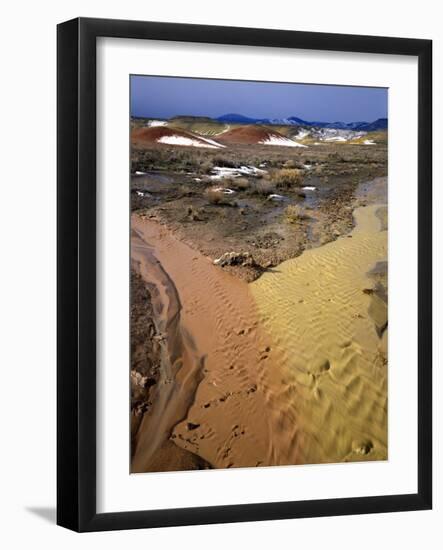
[132,126,224,149]
[217,125,305,147]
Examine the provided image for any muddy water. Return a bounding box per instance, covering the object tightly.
[131,231,206,471]
[132,177,388,470]
[132,171,173,187]
[131,216,293,469]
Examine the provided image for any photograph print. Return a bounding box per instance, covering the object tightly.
[130,75,388,474]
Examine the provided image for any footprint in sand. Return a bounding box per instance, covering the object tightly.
[352,439,374,456]
[216,424,247,463]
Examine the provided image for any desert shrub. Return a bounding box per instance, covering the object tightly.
[205,189,238,206]
[199,160,215,174]
[186,205,204,221]
[212,156,238,168]
[231,177,250,191]
[284,204,306,224]
[272,168,303,188]
[328,152,348,163]
[205,188,225,205]
[283,159,297,169]
[180,184,194,197]
[252,180,276,196]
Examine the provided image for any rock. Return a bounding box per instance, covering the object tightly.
[130,370,148,388]
[213,251,254,267]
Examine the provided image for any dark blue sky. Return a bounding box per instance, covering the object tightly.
[130,75,387,123]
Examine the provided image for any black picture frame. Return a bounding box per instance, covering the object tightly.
[57,17,432,532]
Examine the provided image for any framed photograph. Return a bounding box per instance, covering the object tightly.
[57,17,432,532]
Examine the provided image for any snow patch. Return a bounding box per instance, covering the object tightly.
[268,194,286,201]
[363,139,376,145]
[157,135,223,149]
[198,136,226,148]
[315,128,367,142]
[302,186,317,191]
[213,187,236,195]
[260,135,307,148]
[210,165,267,180]
[147,120,167,127]
[295,129,310,140]
[323,136,347,142]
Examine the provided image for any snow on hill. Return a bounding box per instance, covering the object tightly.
[218,125,306,147]
[157,135,224,149]
[147,120,168,127]
[292,127,369,143]
[260,134,307,147]
[315,128,367,142]
[133,117,384,147]
[132,126,225,149]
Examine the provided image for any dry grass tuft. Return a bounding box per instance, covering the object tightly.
[252,180,276,196]
[205,188,225,204]
[283,159,297,169]
[284,204,307,223]
[180,184,194,197]
[272,168,304,188]
[186,205,204,221]
[232,177,250,191]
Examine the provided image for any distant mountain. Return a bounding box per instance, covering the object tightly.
[354,118,388,131]
[217,113,388,131]
[216,113,259,124]
[217,113,307,125]
[170,115,217,124]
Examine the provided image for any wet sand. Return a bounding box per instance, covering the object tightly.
[131,177,388,471]
[131,216,291,470]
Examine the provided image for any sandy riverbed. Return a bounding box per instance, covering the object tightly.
[131,215,287,470]
[131,177,388,471]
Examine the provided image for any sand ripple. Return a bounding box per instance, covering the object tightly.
[250,202,388,464]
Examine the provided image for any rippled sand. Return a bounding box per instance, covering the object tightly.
[250,201,388,464]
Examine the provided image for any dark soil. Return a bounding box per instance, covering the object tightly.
[130,269,162,453]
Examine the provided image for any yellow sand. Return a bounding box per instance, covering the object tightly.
[250,203,388,464]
